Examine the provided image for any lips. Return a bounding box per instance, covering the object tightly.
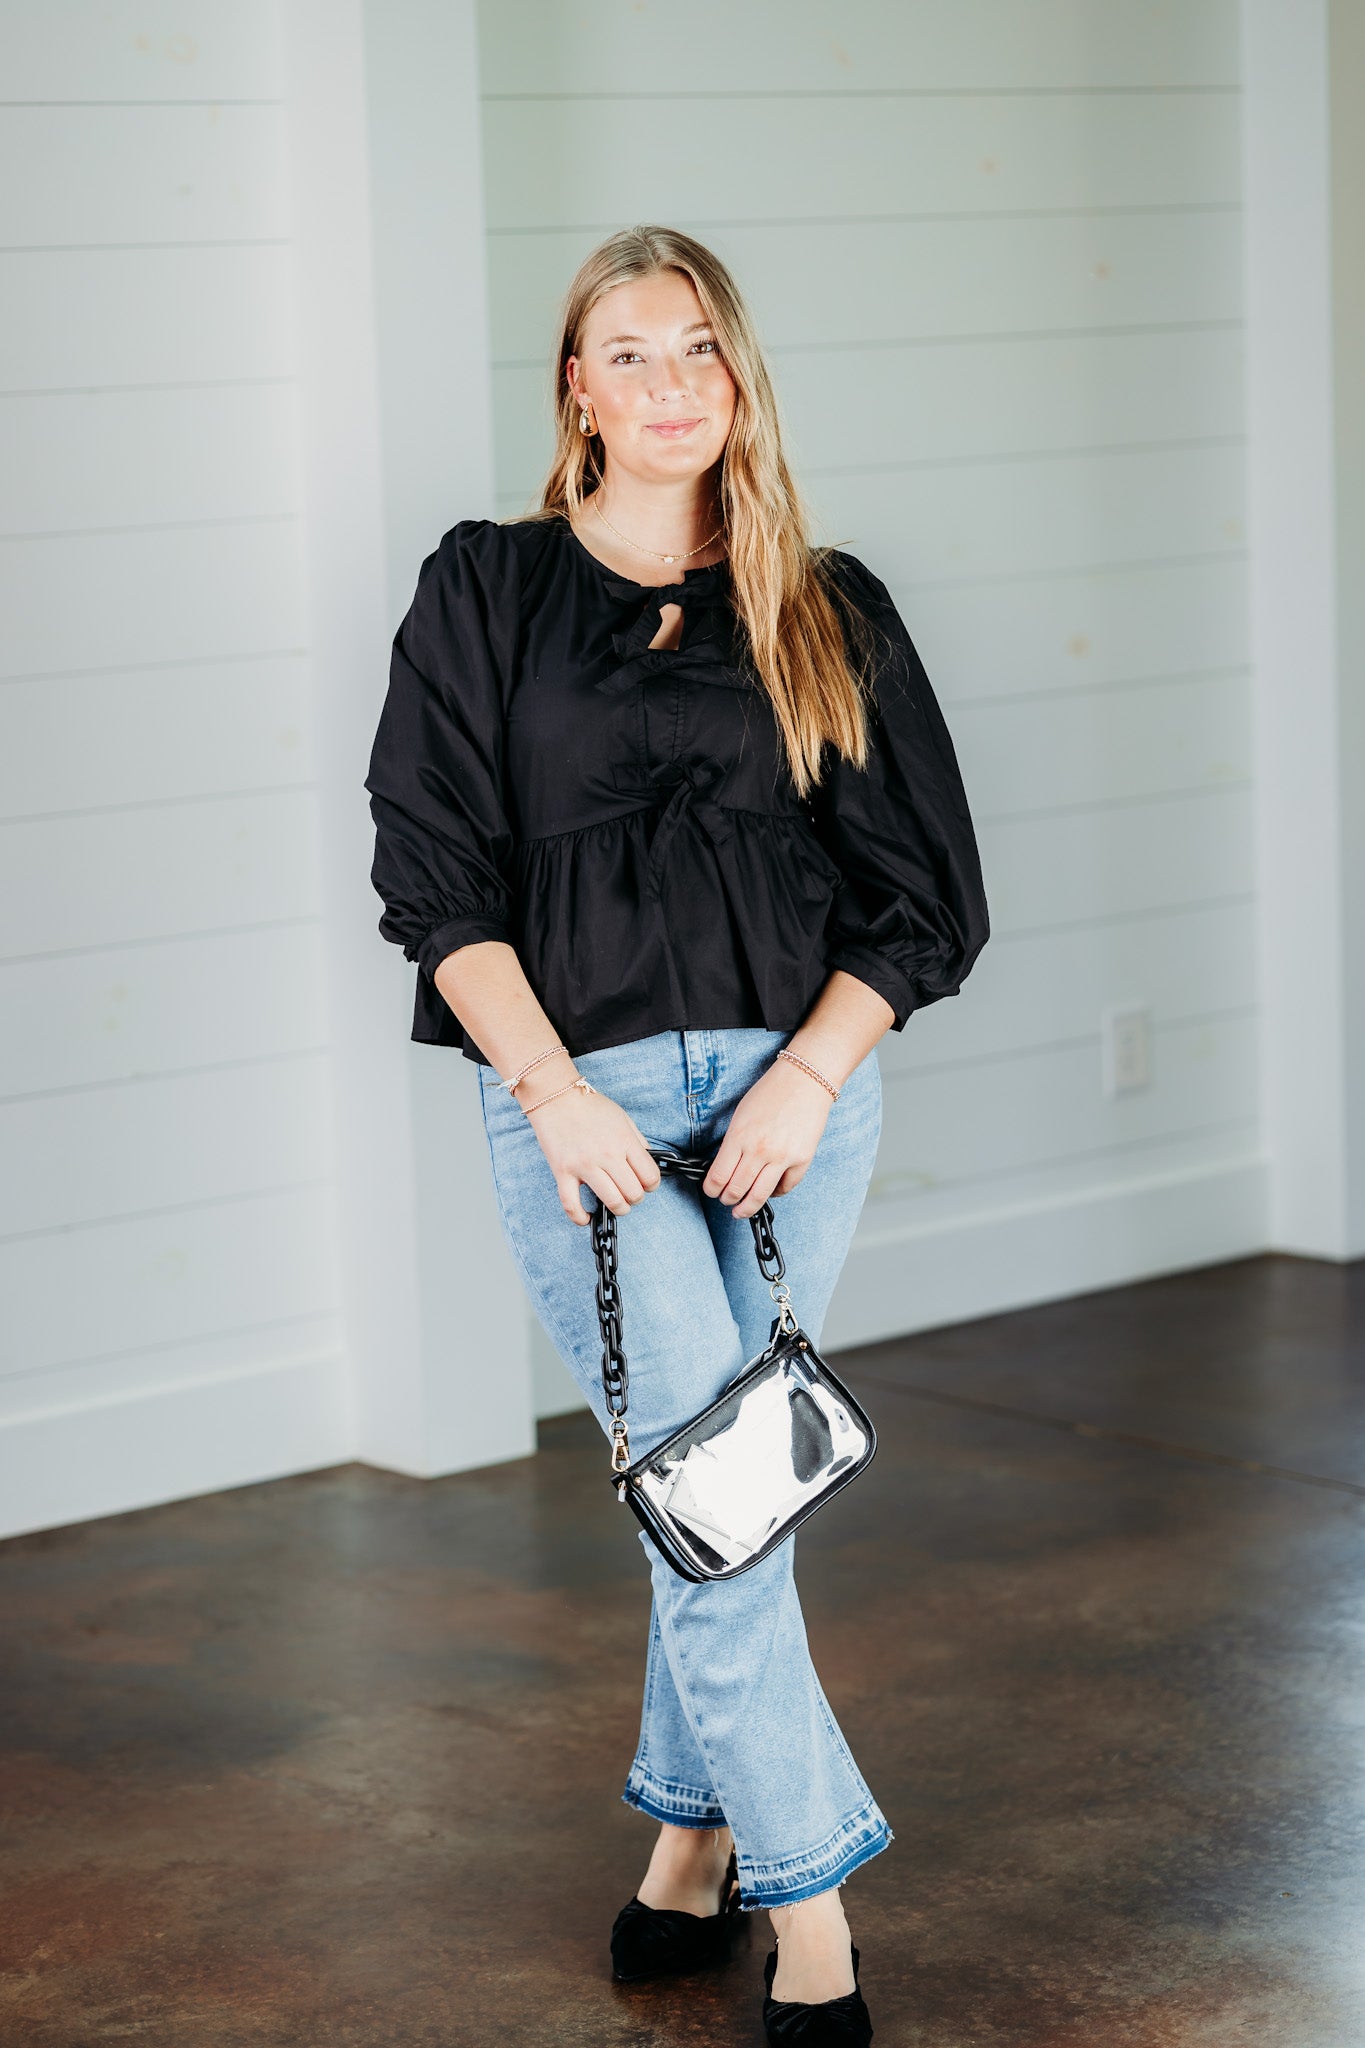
[646,419,702,437]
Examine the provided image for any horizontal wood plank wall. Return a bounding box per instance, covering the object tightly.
[0,3,349,1537]
[476,0,1264,1390]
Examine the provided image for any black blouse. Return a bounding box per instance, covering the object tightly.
[364,513,989,1068]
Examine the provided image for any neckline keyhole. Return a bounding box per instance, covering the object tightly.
[648,602,685,652]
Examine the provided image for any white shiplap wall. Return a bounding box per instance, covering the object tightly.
[0,3,348,1536]
[476,0,1264,1374]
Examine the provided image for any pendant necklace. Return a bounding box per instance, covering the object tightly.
[592,497,725,567]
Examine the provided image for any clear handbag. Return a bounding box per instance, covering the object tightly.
[589,1144,877,1582]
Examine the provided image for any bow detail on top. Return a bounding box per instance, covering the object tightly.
[594,562,750,696]
[594,642,741,698]
[599,558,730,617]
[612,757,736,903]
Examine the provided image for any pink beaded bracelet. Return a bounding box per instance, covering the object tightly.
[775,1047,841,1101]
[522,1075,597,1116]
[492,1043,566,1095]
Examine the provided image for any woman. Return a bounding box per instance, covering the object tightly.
[365,225,989,2043]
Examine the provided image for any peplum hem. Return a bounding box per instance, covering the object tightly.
[410,799,848,1065]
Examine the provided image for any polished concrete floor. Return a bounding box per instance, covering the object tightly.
[2,1252,1363,2046]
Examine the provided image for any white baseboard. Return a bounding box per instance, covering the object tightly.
[0,1159,1272,1542]
[0,1350,351,1543]
[826,1154,1271,1351]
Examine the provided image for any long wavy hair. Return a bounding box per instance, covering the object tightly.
[520,225,881,798]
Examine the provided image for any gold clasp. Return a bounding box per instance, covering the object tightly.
[613,1425,631,1500]
[769,1280,799,1335]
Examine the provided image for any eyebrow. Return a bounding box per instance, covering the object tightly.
[599,322,714,347]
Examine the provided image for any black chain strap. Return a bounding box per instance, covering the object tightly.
[589,1145,796,1481]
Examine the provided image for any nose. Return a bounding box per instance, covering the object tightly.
[648,351,693,404]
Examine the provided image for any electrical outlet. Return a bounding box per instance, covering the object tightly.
[1102,1005,1151,1095]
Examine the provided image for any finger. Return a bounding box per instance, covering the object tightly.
[627,1143,663,1193]
[585,1168,631,1220]
[611,1157,650,1205]
[732,1159,787,1220]
[559,1174,593,1226]
[634,1146,663,1196]
[709,1151,760,1209]
[701,1138,744,1199]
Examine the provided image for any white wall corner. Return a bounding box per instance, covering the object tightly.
[279,0,535,1478]
[1328,0,1365,1255]
[1241,0,1365,1258]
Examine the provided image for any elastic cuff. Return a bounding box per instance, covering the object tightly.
[416,914,510,982]
[822,944,917,1031]
[735,1808,894,1912]
[622,1764,727,1829]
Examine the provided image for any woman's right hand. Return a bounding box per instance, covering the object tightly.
[524,1080,662,1226]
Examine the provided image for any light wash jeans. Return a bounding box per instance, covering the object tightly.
[477,1026,893,1911]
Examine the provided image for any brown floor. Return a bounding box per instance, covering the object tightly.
[2,1252,1364,2046]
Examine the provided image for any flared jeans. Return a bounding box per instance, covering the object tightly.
[477,1026,893,1911]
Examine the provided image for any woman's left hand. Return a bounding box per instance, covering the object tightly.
[701,1058,834,1218]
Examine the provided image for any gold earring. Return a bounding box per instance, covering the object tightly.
[579,403,595,436]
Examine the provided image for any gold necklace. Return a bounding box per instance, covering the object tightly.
[592,497,725,567]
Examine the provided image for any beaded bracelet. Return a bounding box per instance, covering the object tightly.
[522,1075,597,1115]
[491,1042,566,1095]
[775,1047,841,1101]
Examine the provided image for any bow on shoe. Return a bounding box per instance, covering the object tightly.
[761,1943,874,2045]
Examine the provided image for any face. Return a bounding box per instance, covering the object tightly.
[566,269,737,488]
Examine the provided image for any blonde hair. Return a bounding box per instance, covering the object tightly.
[521,225,881,798]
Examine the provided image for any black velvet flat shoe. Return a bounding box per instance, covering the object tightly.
[762,1941,873,2044]
[610,1844,741,1983]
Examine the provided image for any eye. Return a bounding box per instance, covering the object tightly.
[610,350,644,365]
[690,338,720,356]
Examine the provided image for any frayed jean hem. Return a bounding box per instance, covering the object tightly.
[736,1809,894,1912]
[622,1766,727,1830]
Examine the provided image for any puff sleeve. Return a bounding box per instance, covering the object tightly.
[809,551,990,1029]
[364,519,519,998]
